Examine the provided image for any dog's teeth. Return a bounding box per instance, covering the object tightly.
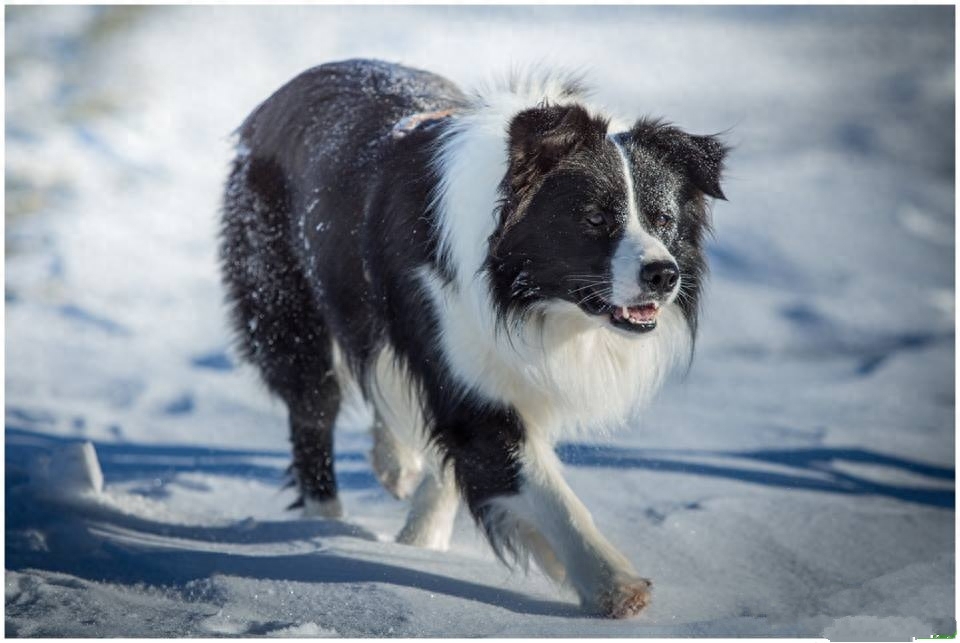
[621,306,629,318]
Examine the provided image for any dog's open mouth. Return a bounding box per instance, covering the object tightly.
[580,295,661,334]
[609,302,659,333]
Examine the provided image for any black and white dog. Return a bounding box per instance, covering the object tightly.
[220,59,726,618]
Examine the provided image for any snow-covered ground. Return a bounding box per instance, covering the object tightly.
[5,5,955,639]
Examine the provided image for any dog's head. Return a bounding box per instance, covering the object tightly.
[487,103,727,338]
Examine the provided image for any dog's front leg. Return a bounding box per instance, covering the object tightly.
[490,438,652,618]
[439,401,651,618]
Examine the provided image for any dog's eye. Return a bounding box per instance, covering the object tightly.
[584,212,607,228]
[653,213,674,228]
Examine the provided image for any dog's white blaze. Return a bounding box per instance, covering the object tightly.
[612,136,641,224]
[609,138,674,305]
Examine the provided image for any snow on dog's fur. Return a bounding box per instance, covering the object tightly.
[220,59,727,617]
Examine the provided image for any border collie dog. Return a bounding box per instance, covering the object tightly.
[220,59,726,618]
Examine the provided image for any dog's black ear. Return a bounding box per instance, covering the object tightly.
[507,105,608,184]
[631,119,728,200]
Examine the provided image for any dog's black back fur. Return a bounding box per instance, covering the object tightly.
[224,60,465,371]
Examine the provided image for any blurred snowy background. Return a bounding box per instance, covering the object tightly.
[5,5,955,638]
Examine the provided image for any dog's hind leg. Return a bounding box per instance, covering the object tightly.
[220,154,344,518]
[289,373,343,518]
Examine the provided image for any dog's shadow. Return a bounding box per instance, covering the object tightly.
[5,427,579,618]
[6,498,577,618]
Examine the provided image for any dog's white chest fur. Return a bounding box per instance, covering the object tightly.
[419,269,690,438]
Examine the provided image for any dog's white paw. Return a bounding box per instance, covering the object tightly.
[594,577,653,619]
[395,522,451,551]
[589,576,652,619]
[303,496,343,519]
[394,471,458,551]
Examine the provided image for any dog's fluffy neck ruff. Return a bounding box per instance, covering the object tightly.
[424,75,690,439]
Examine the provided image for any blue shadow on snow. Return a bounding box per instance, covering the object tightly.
[556,443,954,509]
[6,425,376,491]
[6,424,952,508]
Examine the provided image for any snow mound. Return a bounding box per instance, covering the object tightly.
[33,441,105,498]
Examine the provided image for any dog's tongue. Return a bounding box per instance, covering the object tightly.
[613,304,659,324]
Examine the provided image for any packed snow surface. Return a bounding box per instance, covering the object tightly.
[5,5,955,639]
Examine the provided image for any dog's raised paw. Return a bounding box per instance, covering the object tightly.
[370,425,423,500]
[372,458,422,500]
[595,577,652,619]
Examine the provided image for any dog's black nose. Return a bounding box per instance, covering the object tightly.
[640,261,679,295]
